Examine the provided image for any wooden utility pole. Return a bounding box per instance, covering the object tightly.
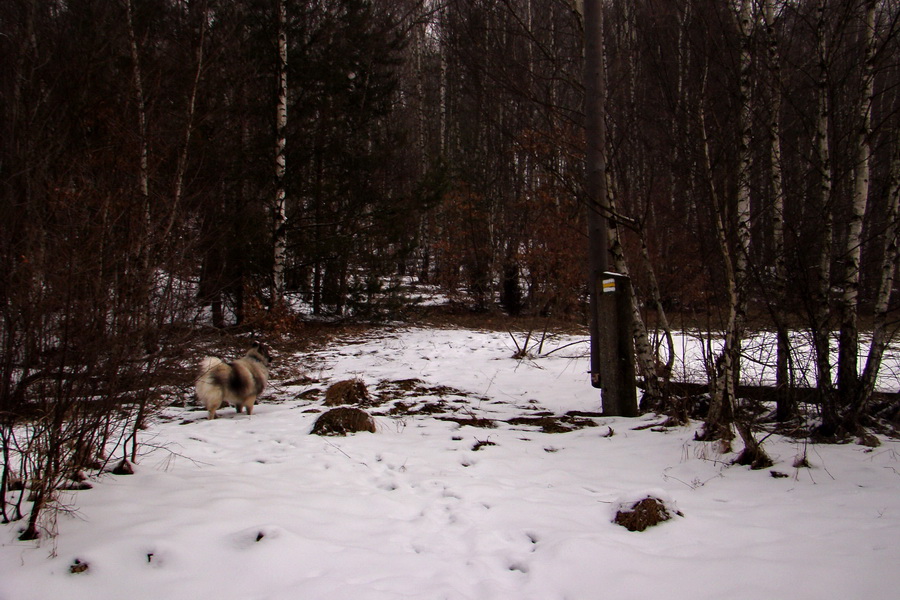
[583,0,637,416]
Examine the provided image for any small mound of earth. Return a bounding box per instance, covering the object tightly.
[613,496,683,532]
[69,559,89,574]
[311,407,376,436]
[324,379,371,407]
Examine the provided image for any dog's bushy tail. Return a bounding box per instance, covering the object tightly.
[198,356,223,380]
[196,357,226,417]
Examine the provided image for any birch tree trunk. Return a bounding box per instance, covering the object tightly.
[164,2,207,240]
[124,0,150,241]
[700,0,754,445]
[856,120,900,418]
[272,0,288,306]
[836,0,876,429]
[733,0,753,346]
[439,6,448,157]
[413,13,432,284]
[763,0,794,421]
[123,0,156,357]
[696,63,734,446]
[812,0,837,428]
[607,185,665,412]
[638,236,676,381]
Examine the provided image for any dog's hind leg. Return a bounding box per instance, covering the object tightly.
[206,389,224,419]
[206,396,222,420]
[245,398,256,416]
[197,380,224,420]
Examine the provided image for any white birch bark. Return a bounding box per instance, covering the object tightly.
[813,0,835,404]
[701,0,754,443]
[164,4,207,239]
[698,94,735,445]
[734,0,753,301]
[837,0,876,408]
[439,5,448,156]
[730,1,770,460]
[413,13,432,283]
[638,235,676,380]
[123,0,154,351]
[729,0,754,402]
[607,3,675,409]
[414,17,427,169]
[858,121,900,407]
[694,60,734,444]
[764,0,785,295]
[764,0,793,417]
[273,0,288,305]
[124,0,150,228]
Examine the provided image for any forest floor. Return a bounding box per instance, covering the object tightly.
[2,324,899,599]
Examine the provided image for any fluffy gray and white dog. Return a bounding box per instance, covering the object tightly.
[195,341,271,420]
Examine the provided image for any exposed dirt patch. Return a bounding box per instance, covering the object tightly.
[414,401,450,415]
[280,375,322,388]
[507,413,598,434]
[375,379,478,404]
[295,388,323,401]
[375,378,428,399]
[386,398,454,415]
[370,379,488,418]
[437,416,497,429]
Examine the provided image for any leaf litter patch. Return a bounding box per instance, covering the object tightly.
[244,368,605,435]
[507,413,599,434]
[370,379,600,433]
[373,379,487,417]
[375,379,483,405]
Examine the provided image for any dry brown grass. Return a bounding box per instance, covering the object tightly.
[324,379,371,407]
[310,407,376,436]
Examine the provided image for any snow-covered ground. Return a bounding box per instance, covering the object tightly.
[2,327,899,599]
